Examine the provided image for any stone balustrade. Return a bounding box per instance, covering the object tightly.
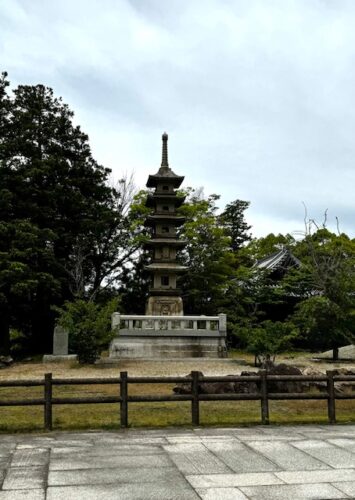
[112,313,226,335]
[109,313,227,358]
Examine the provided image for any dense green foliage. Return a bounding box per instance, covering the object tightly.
[0,73,140,354]
[239,320,298,366]
[56,298,119,364]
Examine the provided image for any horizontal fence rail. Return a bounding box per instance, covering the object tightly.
[0,371,354,430]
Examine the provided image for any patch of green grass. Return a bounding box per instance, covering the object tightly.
[0,381,354,432]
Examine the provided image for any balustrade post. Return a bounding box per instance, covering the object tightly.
[111,312,121,333]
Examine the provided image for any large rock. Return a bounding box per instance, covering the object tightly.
[234,371,259,394]
[266,363,305,393]
[172,363,355,396]
[0,356,14,369]
[173,372,235,395]
[317,345,355,360]
[173,364,306,395]
[331,368,355,394]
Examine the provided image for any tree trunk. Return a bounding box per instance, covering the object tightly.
[332,346,339,361]
[0,313,10,356]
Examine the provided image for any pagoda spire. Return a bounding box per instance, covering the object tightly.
[161,132,169,167]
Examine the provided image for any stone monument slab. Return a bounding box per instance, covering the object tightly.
[43,326,77,363]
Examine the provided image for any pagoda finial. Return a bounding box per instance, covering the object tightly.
[161,132,169,167]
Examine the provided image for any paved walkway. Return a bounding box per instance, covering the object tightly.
[0,425,354,499]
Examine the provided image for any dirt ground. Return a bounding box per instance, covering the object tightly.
[0,352,354,380]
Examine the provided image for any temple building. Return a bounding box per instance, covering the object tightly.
[255,246,301,280]
[144,132,187,315]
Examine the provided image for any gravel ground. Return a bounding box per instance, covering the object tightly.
[0,355,354,380]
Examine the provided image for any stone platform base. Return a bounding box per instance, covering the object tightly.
[43,354,78,363]
[110,335,227,359]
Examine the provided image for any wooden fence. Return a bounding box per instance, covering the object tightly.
[0,371,354,431]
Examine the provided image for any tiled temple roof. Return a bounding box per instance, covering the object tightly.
[255,247,301,271]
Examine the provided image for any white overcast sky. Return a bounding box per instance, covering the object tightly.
[1,0,354,238]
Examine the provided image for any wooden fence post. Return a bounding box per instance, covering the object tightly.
[44,373,52,431]
[120,371,128,428]
[327,370,336,424]
[260,370,269,425]
[191,371,200,426]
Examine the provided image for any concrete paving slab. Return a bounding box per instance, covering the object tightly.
[163,443,232,474]
[166,435,234,443]
[51,443,164,456]
[0,460,9,470]
[0,490,45,500]
[2,466,46,490]
[0,446,15,457]
[186,472,283,488]
[193,428,242,435]
[276,468,355,484]
[332,480,355,497]
[240,483,348,499]
[11,448,49,467]
[236,433,304,441]
[202,441,279,473]
[0,438,19,445]
[247,440,330,470]
[292,439,355,468]
[49,466,184,486]
[93,437,168,445]
[319,424,355,431]
[0,425,354,499]
[46,440,94,448]
[328,438,355,452]
[47,483,200,500]
[298,431,355,441]
[49,453,172,470]
[196,487,249,499]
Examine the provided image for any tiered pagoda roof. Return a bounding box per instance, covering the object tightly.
[144,133,188,305]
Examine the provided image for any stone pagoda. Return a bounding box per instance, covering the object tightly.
[144,132,187,316]
[109,133,227,359]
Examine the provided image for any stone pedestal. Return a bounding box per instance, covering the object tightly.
[145,296,183,316]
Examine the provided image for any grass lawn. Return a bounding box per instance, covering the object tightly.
[0,380,354,433]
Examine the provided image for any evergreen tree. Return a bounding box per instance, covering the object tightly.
[178,190,238,314]
[0,75,121,353]
[219,199,252,251]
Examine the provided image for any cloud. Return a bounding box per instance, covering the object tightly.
[1,0,354,237]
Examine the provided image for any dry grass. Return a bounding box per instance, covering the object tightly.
[0,353,354,432]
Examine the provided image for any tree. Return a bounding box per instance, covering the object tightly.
[239,320,298,366]
[219,199,252,251]
[0,220,59,355]
[0,75,124,352]
[292,296,354,359]
[245,233,296,262]
[56,297,119,364]
[178,189,238,314]
[290,228,355,359]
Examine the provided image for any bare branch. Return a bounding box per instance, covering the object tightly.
[322,209,328,229]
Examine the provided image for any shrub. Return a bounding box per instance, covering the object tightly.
[239,320,298,366]
[56,298,119,364]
